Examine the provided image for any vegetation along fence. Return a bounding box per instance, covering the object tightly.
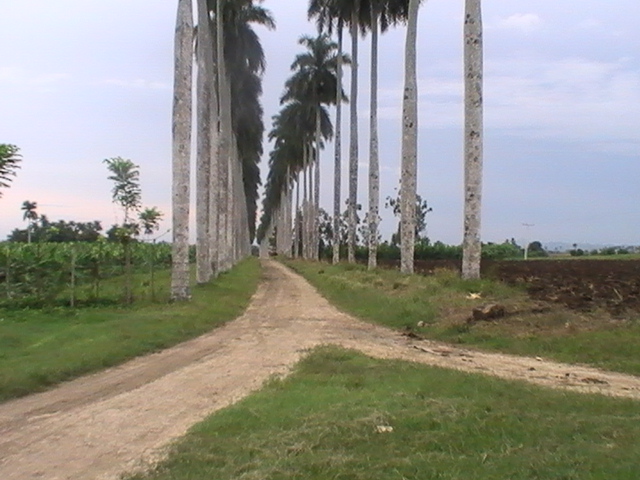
[0,242,173,308]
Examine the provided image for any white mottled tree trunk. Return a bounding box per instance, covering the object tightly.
[196,0,212,284]
[216,0,232,272]
[368,9,379,270]
[347,4,359,264]
[171,0,193,301]
[400,0,420,275]
[314,108,321,261]
[294,176,300,258]
[462,0,484,280]
[196,0,214,284]
[302,147,309,259]
[306,150,313,259]
[206,6,220,278]
[332,23,344,265]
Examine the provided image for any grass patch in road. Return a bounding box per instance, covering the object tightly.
[131,347,640,480]
[0,258,261,402]
[285,260,640,375]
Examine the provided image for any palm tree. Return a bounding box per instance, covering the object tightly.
[139,207,164,237]
[0,144,21,199]
[214,0,274,270]
[170,0,193,301]
[347,0,361,264]
[366,0,413,269]
[258,100,333,254]
[462,0,483,280]
[103,157,142,225]
[308,1,346,264]
[399,0,420,274]
[281,34,348,259]
[21,200,38,243]
[308,0,367,264]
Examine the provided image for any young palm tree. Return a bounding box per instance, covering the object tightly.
[399,0,420,274]
[171,0,193,300]
[462,0,483,280]
[0,144,21,199]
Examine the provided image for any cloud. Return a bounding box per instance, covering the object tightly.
[496,13,542,34]
[100,78,170,90]
[0,67,70,86]
[377,57,640,155]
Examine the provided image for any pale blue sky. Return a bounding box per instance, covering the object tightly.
[1,0,638,247]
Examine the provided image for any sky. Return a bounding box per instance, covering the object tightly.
[1,0,638,248]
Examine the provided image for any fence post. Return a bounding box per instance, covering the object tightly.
[70,244,76,308]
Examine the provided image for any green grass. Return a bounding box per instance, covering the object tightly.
[285,260,640,375]
[0,257,261,402]
[131,347,640,480]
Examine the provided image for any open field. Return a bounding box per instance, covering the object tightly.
[130,347,640,480]
[374,258,640,316]
[286,260,640,375]
[0,257,260,402]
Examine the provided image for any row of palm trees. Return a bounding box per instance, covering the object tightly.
[171,0,273,300]
[258,0,484,278]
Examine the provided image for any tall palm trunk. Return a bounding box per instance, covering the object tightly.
[462,0,484,280]
[314,107,321,260]
[196,0,215,283]
[171,0,193,301]
[347,2,360,263]
[368,7,379,270]
[306,149,313,259]
[294,176,300,258]
[207,8,220,278]
[216,0,232,272]
[332,22,344,265]
[400,0,420,275]
[302,146,309,258]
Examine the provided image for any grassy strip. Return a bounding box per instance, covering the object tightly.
[285,260,640,375]
[131,347,640,480]
[0,257,261,402]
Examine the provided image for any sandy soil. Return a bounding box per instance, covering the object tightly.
[1,259,639,480]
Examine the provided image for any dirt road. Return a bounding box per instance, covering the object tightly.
[1,260,639,480]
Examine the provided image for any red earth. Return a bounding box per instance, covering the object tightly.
[378,259,640,316]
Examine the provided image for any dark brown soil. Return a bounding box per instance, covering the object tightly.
[377,259,640,316]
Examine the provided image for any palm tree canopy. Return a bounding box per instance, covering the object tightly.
[21,200,38,221]
[281,34,350,107]
[0,144,21,198]
[204,0,275,242]
[308,0,421,34]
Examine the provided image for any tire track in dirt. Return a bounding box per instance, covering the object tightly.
[1,260,638,480]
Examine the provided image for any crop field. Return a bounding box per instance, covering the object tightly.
[375,258,640,317]
[0,242,173,307]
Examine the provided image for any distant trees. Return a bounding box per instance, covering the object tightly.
[0,144,21,198]
[385,192,431,246]
[7,217,104,243]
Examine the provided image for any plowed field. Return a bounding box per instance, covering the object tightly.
[378,259,640,316]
